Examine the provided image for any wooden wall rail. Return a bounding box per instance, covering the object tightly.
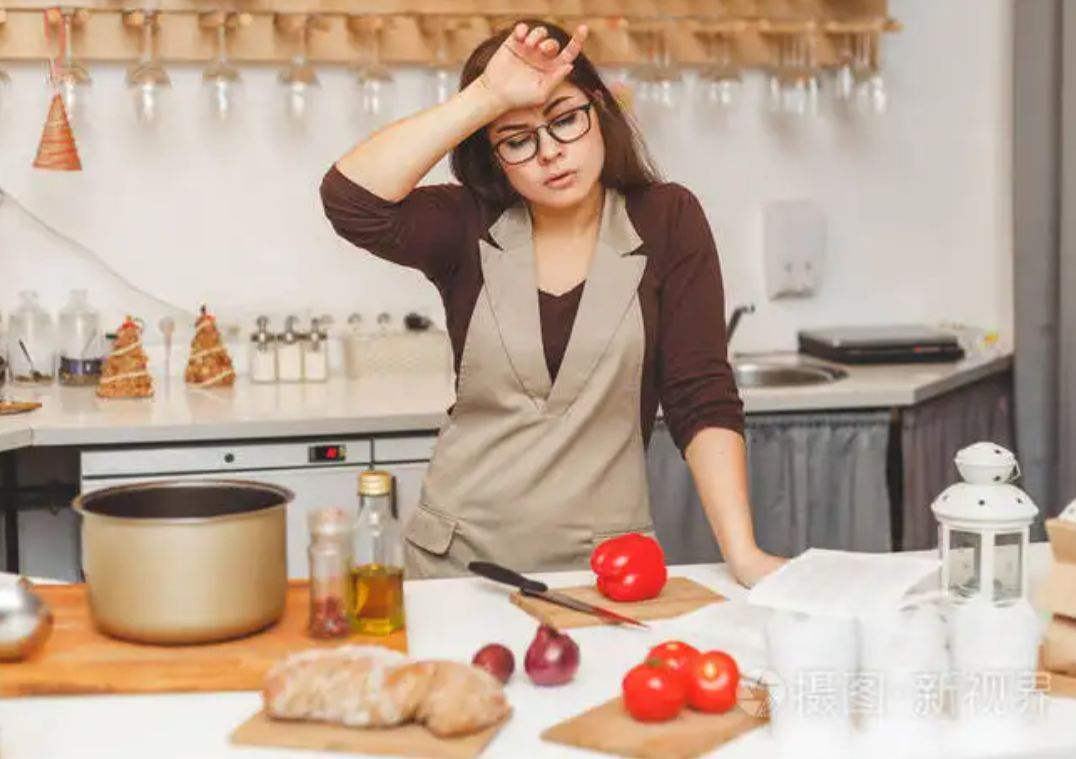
[0,1,899,67]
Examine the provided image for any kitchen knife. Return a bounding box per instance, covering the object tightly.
[467,561,648,628]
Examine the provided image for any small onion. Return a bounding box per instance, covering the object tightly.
[524,623,580,686]
[472,643,515,684]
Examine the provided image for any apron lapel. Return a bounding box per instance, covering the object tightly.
[478,205,553,403]
[546,191,645,414]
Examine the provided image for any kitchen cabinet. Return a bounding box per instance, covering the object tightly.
[78,439,375,581]
[647,412,891,565]
[371,434,438,527]
[380,462,428,526]
[646,370,1016,565]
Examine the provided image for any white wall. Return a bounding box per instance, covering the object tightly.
[0,0,1013,363]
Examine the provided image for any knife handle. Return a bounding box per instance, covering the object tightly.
[468,561,548,594]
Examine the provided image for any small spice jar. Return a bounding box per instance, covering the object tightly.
[307,507,354,639]
[303,317,329,383]
[277,316,305,383]
[248,316,278,384]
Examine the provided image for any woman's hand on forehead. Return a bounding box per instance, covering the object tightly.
[480,21,589,111]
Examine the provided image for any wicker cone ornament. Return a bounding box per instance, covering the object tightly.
[34,93,82,171]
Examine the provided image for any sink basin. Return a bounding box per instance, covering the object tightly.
[733,361,848,388]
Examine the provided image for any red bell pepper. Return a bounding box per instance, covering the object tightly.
[590,533,668,602]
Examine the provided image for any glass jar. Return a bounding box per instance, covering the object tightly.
[57,289,104,387]
[307,507,354,639]
[303,317,329,383]
[7,290,55,385]
[351,470,405,636]
[248,315,278,384]
[276,315,305,383]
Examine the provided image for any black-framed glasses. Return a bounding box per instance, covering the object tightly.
[492,102,594,165]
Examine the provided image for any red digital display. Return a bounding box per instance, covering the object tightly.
[310,444,347,463]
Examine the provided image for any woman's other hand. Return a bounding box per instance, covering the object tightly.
[731,548,787,588]
[480,22,588,111]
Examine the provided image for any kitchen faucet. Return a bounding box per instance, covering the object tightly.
[726,304,755,345]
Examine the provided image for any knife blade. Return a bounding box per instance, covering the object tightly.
[467,560,649,628]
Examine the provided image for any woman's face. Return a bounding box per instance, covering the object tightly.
[488,83,605,210]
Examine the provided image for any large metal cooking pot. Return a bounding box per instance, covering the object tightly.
[71,479,293,645]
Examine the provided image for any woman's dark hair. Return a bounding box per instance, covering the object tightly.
[450,19,662,208]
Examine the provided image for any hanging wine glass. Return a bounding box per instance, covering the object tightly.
[831,31,856,109]
[0,65,10,123]
[852,30,887,115]
[126,10,171,125]
[651,22,684,111]
[278,15,319,125]
[50,8,92,127]
[351,18,395,132]
[425,17,457,107]
[697,29,742,112]
[202,14,243,123]
[629,28,663,129]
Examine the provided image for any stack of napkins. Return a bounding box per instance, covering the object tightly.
[747,548,942,618]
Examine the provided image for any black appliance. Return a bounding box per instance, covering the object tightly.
[797,325,966,365]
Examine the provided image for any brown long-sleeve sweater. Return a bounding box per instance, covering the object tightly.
[320,166,744,453]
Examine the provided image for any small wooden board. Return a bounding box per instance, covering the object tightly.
[510,577,723,629]
[541,690,768,759]
[231,708,511,759]
[1,582,407,697]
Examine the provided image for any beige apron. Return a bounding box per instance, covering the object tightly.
[402,190,654,579]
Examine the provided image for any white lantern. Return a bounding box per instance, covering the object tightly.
[930,442,1038,605]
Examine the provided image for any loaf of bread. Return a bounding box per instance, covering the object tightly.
[263,645,511,738]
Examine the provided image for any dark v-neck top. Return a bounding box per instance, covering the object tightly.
[320,166,744,453]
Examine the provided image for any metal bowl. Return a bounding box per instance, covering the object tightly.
[0,577,54,661]
[71,479,293,645]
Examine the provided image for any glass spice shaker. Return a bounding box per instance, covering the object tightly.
[248,315,278,384]
[276,315,305,383]
[307,507,355,639]
[303,316,329,383]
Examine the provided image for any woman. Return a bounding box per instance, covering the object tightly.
[321,20,785,587]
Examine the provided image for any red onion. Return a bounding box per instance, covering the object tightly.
[472,643,515,684]
[525,623,580,686]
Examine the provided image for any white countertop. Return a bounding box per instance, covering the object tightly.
[0,543,1073,759]
[0,351,1012,452]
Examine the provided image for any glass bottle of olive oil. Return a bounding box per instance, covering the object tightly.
[350,470,406,636]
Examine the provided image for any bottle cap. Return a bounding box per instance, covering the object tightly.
[358,470,392,497]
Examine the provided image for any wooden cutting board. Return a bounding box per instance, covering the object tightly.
[231,709,510,759]
[541,690,769,759]
[0,582,407,697]
[510,577,723,629]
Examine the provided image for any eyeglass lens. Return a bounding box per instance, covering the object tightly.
[496,105,592,165]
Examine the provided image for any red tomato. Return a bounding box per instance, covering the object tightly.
[686,651,741,714]
[646,641,700,687]
[622,661,687,723]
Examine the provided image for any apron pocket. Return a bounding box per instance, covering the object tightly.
[404,504,458,556]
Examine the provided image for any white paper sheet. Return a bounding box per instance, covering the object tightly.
[746,548,942,618]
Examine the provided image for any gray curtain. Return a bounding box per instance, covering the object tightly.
[1014,2,1076,522]
[647,411,892,565]
[899,371,1015,551]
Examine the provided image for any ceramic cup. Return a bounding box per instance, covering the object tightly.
[855,601,952,747]
[765,609,859,752]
